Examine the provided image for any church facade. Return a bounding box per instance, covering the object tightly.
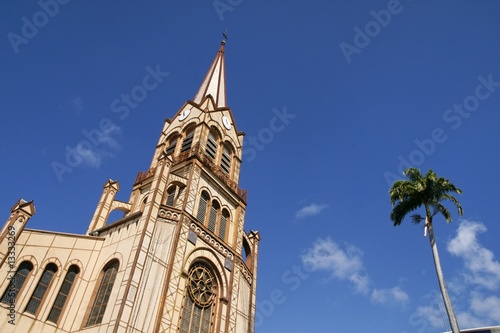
[0,40,259,333]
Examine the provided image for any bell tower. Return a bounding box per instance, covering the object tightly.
[86,39,260,333]
[0,38,258,333]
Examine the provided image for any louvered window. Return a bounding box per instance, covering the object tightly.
[1,261,33,305]
[85,261,119,327]
[205,133,217,159]
[47,265,80,323]
[221,146,231,174]
[219,210,229,240]
[165,137,178,155]
[181,130,194,152]
[196,192,209,223]
[208,201,219,233]
[25,263,58,315]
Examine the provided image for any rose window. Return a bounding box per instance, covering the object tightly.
[187,265,216,307]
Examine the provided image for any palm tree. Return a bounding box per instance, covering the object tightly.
[389,168,463,333]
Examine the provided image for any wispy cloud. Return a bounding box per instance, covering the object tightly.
[65,123,121,168]
[71,96,84,113]
[295,203,328,219]
[447,220,500,290]
[413,300,449,331]
[448,292,500,330]
[448,220,500,327]
[468,293,500,324]
[412,220,500,331]
[301,237,370,293]
[371,287,409,305]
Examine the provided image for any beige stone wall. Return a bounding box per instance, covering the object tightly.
[125,210,179,332]
[0,212,144,333]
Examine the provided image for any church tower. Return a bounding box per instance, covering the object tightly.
[0,39,259,333]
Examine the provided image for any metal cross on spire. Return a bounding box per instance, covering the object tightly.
[222,29,228,45]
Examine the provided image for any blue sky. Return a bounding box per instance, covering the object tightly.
[2,1,500,332]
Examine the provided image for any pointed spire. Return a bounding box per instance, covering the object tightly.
[193,40,227,108]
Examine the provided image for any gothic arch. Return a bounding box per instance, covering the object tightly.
[164,131,180,156]
[38,257,63,279]
[46,263,82,324]
[138,191,150,212]
[181,121,199,134]
[165,131,180,142]
[96,254,123,274]
[83,259,120,327]
[63,259,84,277]
[241,234,254,270]
[164,181,186,207]
[207,124,223,139]
[183,248,228,298]
[15,254,39,273]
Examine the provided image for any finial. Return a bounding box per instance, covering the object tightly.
[222,29,228,45]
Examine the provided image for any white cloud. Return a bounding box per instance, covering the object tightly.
[371,287,409,305]
[301,237,370,293]
[413,303,449,331]
[447,220,500,290]
[454,292,500,330]
[295,203,328,219]
[74,143,101,167]
[455,311,485,330]
[65,124,122,168]
[98,123,121,149]
[409,220,500,331]
[469,293,500,323]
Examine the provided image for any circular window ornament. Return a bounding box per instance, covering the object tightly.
[188,265,217,307]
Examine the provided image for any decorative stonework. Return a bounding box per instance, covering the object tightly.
[190,223,234,260]
[158,208,180,223]
[135,166,157,184]
[160,219,191,331]
[186,165,201,214]
[169,173,187,185]
[239,262,253,284]
[228,271,240,333]
[187,264,217,307]
[236,211,245,255]
[0,43,259,333]
[172,143,247,202]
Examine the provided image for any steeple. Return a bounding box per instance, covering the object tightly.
[193,40,227,108]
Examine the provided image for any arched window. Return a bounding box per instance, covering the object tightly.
[25,263,58,316]
[178,262,217,333]
[221,144,232,174]
[140,196,148,212]
[195,192,229,242]
[1,261,33,305]
[242,237,253,269]
[165,134,179,155]
[219,209,230,240]
[47,265,80,324]
[208,200,220,233]
[85,260,119,327]
[206,131,218,159]
[196,191,210,223]
[166,185,177,207]
[181,129,194,152]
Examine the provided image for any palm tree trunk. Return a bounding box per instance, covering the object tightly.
[427,221,460,333]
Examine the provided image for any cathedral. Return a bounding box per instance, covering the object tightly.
[0,39,260,333]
